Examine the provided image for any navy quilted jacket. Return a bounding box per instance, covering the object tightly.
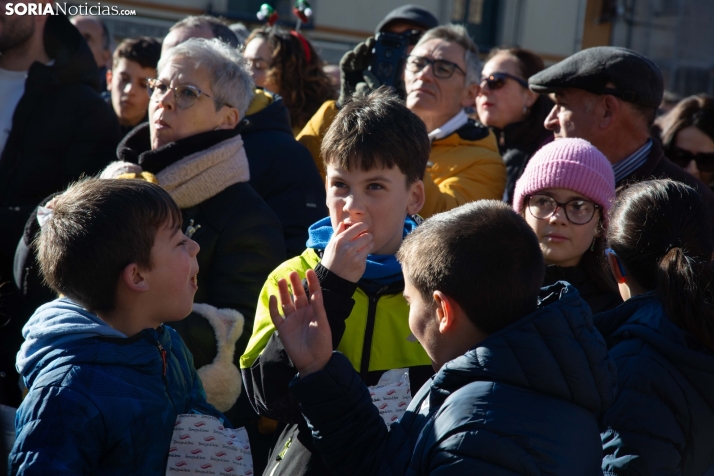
[595,293,714,475]
[9,299,225,475]
[289,283,616,475]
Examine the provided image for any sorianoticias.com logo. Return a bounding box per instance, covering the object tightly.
[5,3,137,16]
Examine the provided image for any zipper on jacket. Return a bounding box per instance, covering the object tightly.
[268,437,292,476]
[157,342,167,376]
[359,286,387,380]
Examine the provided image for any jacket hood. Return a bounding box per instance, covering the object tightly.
[16,298,126,380]
[431,282,616,415]
[242,89,293,137]
[595,293,714,395]
[432,119,500,154]
[30,14,101,91]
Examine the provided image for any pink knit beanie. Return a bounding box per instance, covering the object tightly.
[513,138,615,219]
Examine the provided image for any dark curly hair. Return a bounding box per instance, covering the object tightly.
[246,27,336,132]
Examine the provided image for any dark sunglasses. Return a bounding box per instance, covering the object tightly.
[403,29,423,46]
[668,146,714,172]
[480,72,529,90]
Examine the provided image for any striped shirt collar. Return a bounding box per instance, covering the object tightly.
[612,139,653,182]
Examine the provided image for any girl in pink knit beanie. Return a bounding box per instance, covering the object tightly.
[513,138,621,313]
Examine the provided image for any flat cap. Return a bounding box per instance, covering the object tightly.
[529,46,663,108]
[375,4,439,34]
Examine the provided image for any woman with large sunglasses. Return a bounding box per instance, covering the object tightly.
[101,38,286,421]
[476,48,554,204]
[597,179,714,474]
[656,94,714,191]
[513,138,622,314]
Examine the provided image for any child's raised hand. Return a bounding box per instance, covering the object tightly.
[269,269,333,378]
[320,222,373,283]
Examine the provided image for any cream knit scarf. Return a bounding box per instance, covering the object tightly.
[102,134,250,209]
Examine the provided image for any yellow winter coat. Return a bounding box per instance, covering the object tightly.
[296,100,506,218]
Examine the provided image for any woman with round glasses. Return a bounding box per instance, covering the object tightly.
[656,94,714,191]
[102,38,285,417]
[476,48,554,204]
[513,138,621,314]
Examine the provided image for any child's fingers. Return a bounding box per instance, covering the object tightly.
[277,278,295,315]
[289,271,309,308]
[268,295,283,329]
[305,269,329,326]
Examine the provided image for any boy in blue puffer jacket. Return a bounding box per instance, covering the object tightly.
[9,178,225,475]
[269,200,617,475]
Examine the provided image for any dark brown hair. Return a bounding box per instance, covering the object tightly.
[246,26,336,131]
[398,200,544,334]
[608,179,714,351]
[37,178,182,313]
[321,87,429,185]
[485,47,553,152]
[657,94,714,152]
[112,36,162,70]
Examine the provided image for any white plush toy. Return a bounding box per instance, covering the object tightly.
[193,303,245,412]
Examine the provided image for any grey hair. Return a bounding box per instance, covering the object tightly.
[157,37,255,118]
[416,24,481,86]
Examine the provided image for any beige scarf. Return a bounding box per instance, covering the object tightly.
[101,134,250,209]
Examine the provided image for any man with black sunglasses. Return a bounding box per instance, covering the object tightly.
[529,46,714,233]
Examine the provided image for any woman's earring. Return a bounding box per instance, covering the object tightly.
[590,239,596,252]
[523,105,528,114]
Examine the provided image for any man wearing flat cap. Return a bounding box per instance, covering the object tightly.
[529,46,714,226]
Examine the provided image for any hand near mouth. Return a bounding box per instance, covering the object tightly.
[321,221,373,283]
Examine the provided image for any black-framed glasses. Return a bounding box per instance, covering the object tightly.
[405,55,466,79]
[668,146,714,172]
[480,72,529,90]
[527,194,601,225]
[147,78,233,110]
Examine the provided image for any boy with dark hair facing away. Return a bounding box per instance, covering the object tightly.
[106,36,162,138]
[270,200,618,475]
[240,88,434,476]
[9,179,224,475]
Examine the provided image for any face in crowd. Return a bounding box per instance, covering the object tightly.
[148,55,238,149]
[107,59,155,127]
[673,125,714,184]
[404,38,478,132]
[476,52,538,130]
[523,188,602,267]
[243,35,276,94]
[71,16,112,70]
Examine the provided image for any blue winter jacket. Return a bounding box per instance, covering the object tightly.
[9,298,225,475]
[595,293,714,475]
[289,283,617,475]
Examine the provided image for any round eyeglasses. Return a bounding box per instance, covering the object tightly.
[405,55,466,79]
[147,78,233,110]
[527,194,600,225]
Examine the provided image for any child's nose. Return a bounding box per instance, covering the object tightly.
[189,239,200,256]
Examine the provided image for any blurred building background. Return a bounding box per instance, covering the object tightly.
[98,0,714,96]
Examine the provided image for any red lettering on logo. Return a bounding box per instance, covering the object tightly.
[390,415,399,422]
[229,433,236,438]
[379,403,388,410]
[169,447,177,453]
[224,467,235,472]
[218,425,224,430]
[235,455,243,461]
[204,436,216,442]
[191,449,202,455]
[179,434,191,440]
[215,451,226,457]
[200,464,212,469]
[175,420,181,426]
[386,389,396,395]
[175,461,188,467]
[194,421,207,427]
[398,401,407,408]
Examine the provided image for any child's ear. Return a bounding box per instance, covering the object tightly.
[407,180,425,216]
[121,263,150,292]
[434,291,456,334]
[106,69,112,91]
